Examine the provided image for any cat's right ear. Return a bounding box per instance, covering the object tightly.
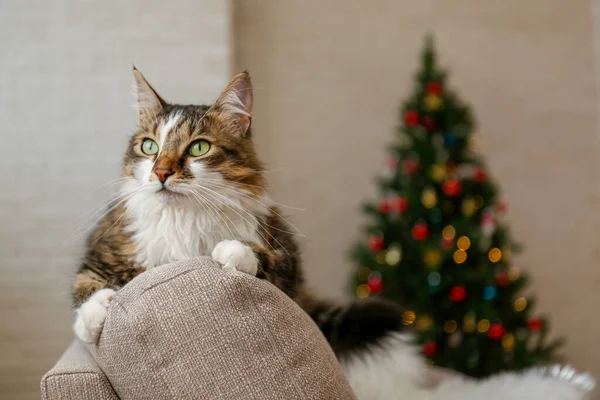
[132,66,166,119]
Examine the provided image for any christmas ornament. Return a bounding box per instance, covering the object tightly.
[427,272,441,287]
[421,188,437,209]
[514,297,527,312]
[473,167,487,183]
[367,275,383,294]
[449,286,467,302]
[424,249,442,267]
[368,235,384,252]
[502,333,515,351]
[463,313,477,332]
[390,196,408,213]
[402,310,416,326]
[385,247,402,266]
[488,247,502,263]
[411,223,430,241]
[441,238,455,251]
[356,267,371,281]
[468,135,480,151]
[453,249,467,264]
[424,94,443,111]
[462,198,477,216]
[404,110,419,127]
[457,236,471,250]
[482,286,497,300]
[443,133,457,149]
[429,164,446,182]
[444,320,457,334]
[442,225,456,240]
[375,250,387,264]
[385,155,399,171]
[507,266,521,281]
[423,116,436,131]
[403,158,420,175]
[427,81,442,95]
[488,323,505,340]
[356,284,370,298]
[481,210,496,235]
[477,319,491,333]
[442,179,462,197]
[495,271,509,287]
[448,331,462,348]
[378,198,391,213]
[423,341,438,356]
[416,314,433,331]
[528,317,543,332]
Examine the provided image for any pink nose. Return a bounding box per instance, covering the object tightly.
[154,168,174,183]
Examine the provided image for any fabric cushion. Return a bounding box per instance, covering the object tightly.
[89,257,355,399]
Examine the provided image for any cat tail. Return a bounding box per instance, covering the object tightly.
[296,290,405,359]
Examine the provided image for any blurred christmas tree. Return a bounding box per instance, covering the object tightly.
[350,37,561,377]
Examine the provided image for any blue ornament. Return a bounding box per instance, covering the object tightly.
[483,286,497,300]
[444,133,457,148]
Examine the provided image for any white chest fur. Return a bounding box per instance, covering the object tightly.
[124,193,262,269]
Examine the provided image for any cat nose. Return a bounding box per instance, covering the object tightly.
[154,168,174,183]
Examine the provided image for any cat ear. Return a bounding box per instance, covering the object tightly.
[132,66,166,118]
[213,71,253,137]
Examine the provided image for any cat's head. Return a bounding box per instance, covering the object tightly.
[121,68,265,209]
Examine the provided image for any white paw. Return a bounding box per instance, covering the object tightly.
[211,240,258,276]
[73,288,116,344]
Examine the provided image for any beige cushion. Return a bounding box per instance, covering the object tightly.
[85,257,355,399]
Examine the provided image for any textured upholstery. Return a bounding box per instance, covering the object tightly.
[42,257,355,399]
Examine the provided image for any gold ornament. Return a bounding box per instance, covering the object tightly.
[463,314,477,332]
[356,284,371,298]
[442,225,456,240]
[444,320,457,334]
[386,247,402,266]
[514,297,527,312]
[424,94,443,111]
[416,314,434,331]
[462,198,477,216]
[469,135,481,151]
[357,267,371,281]
[502,333,515,351]
[424,249,442,267]
[507,266,521,281]
[477,319,491,333]
[430,164,446,182]
[376,250,388,264]
[421,188,438,209]
[457,236,471,251]
[453,249,467,264]
[402,311,416,326]
[488,248,502,263]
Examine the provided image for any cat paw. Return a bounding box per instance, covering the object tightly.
[212,240,258,276]
[73,288,116,344]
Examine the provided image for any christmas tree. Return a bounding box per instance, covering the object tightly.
[350,37,561,377]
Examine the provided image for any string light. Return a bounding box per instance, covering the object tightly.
[416,315,434,331]
[442,225,456,240]
[356,284,370,298]
[402,311,416,326]
[488,248,502,263]
[469,136,480,151]
[444,320,457,334]
[462,198,476,216]
[463,314,477,332]
[514,297,527,312]
[376,250,388,264]
[430,164,446,182]
[428,272,441,286]
[357,267,371,281]
[508,266,521,281]
[457,236,471,250]
[453,249,467,264]
[502,333,515,351]
[477,319,491,333]
[421,188,438,209]
[424,249,442,267]
[386,247,402,266]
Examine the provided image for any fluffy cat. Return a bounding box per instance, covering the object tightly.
[72,68,403,360]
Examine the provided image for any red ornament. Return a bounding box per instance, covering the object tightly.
[481,211,496,231]
[495,271,509,287]
[423,116,436,131]
[528,317,543,332]
[488,323,505,340]
[404,110,419,127]
[378,198,391,214]
[427,81,442,96]
[442,179,462,197]
[423,341,438,357]
[441,238,455,251]
[367,276,384,294]
[368,235,384,252]
[495,200,507,214]
[473,167,487,183]
[390,196,408,213]
[385,155,399,171]
[411,223,430,241]
[403,159,420,175]
[449,286,467,302]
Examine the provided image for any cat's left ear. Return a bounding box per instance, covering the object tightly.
[132,66,166,119]
[213,71,253,137]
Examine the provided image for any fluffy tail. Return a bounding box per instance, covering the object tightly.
[297,291,405,359]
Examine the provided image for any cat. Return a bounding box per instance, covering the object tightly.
[72,68,404,361]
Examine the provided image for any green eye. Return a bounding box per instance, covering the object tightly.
[189,140,211,157]
[141,139,158,155]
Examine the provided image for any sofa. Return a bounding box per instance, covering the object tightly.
[41,258,356,399]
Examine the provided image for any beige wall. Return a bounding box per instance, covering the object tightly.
[235,0,600,379]
[0,1,231,398]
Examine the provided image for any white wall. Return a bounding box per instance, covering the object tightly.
[0,1,231,398]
